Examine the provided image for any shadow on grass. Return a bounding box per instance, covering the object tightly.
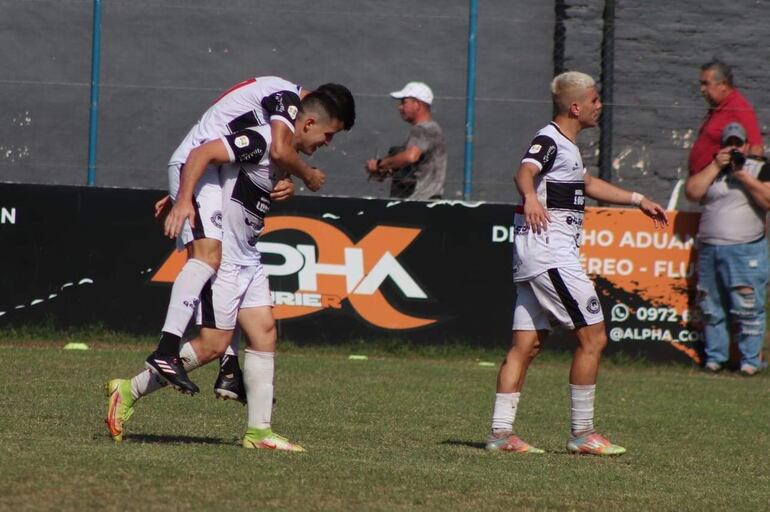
[440,439,486,450]
[125,434,233,445]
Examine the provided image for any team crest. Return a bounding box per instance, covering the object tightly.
[586,296,600,314]
[234,135,250,148]
[287,105,298,120]
[211,210,223,229]
[528,144,542,154]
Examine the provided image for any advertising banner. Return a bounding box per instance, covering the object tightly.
[0,183,704,361]
[581,209,701,363]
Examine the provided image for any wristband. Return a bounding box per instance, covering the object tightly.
[631,192,644,206]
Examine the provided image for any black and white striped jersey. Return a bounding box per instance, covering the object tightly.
[219,124,287,266]
[513,122,586,282]
[169,76,302,167]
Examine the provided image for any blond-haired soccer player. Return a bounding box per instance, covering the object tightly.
[485,71,668,455]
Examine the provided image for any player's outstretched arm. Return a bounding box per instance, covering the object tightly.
[584,173,668,228]
[270,121,325,191]
[515,162,550,234]
[164,140,232,239]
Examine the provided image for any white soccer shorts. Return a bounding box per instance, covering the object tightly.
[513,267,604,331]
[167,163,224,249]
[197,261,273,331]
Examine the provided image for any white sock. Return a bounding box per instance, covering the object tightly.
[491,392,520,434]
[224,325,241,357]
[570,384,596,436]
[243,349,275,429]
[161,259,215,337]
[130,342,202,399]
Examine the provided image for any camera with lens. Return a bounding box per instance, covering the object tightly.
[729,149,746,171]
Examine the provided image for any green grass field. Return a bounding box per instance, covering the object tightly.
[0,338,768,511]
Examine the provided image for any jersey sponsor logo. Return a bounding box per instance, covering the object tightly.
[528,144,542,154]
[287,105,298,120]
[234,135,250,148]
[151,217,434,330]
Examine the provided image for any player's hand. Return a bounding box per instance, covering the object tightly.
[271,178,295,202]
[303,167,325,192]
[163,199,195,239]
[523,195,550,234]
[639,198,668,228]
[154,195,172,221]
[714,147,732,168]
[366,159,380,174]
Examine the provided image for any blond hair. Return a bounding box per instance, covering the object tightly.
[550,71,595,114]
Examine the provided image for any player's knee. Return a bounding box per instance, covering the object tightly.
[579,331,607,355]
[188,242,222,271]
[528,339,542,359]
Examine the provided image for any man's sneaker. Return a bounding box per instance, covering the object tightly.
[739,364,759,377]
[242,428,305,452]
[105,379,135,443]
[567,432,626,456]
[485,432,544,453]
[703,361,722,373]
[145,352,199,395]
[214,368,246,404]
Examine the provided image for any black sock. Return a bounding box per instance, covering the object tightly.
[156,331,181,357]
[220,353,240,374]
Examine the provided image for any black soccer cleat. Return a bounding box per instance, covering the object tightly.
[214,368,247,404]
[145,352,200,395]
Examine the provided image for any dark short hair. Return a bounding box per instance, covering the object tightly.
[701,59,734,87]
[302,83,356,130]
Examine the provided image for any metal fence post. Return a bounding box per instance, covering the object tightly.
[87,0,103,186]
[462,0,478,200]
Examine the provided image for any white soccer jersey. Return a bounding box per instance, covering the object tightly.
[219,124,287,266]
[513,122,587,281]
[169,76,302,166]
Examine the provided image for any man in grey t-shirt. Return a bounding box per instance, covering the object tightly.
[366,82,447,200]
[684,122,770,376]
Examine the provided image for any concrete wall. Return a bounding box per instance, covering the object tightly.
[1,0,768,205]
[563,0,770,209]
[0,0,553,203]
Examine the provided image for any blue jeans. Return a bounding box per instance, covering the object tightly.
[697,238,768,368]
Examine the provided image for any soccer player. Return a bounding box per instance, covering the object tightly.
[106,88,355,446]
[485,71,667,455]
[142,77,353,398]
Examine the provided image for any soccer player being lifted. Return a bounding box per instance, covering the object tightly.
[106,87,355,446]
[130,77,351,401]
[485,71,667,455]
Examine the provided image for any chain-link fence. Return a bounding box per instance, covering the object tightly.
[1,0,768,206]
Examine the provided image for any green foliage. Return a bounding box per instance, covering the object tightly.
[0,342,767,511]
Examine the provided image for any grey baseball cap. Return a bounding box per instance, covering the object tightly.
[721,122,747,145]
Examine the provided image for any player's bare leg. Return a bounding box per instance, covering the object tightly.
[238,306,304,452]
[486,329,547,453]
[567,322,625,455]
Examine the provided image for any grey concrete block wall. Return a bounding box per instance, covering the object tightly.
[1,0,768,206]
[563,0,770,210]
[0,0,553,203]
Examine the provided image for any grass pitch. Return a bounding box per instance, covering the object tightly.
[0,338,768,511]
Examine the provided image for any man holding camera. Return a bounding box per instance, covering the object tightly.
[365,82,446,200]
[685,123,770,376]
